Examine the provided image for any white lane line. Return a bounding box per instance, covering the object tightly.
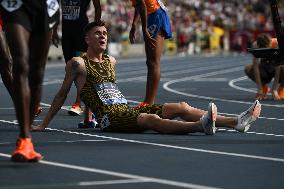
[0,179,150,189]
[217,128,284,137]
[0,140,107,145]
[33,128,284,163]
[228,76,256,93]
[2,119,284,161]
[0,153,220,189]
[163,67,284,108]
[79,179,150,186]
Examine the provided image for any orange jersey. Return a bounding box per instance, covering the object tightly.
[130,0,160,15]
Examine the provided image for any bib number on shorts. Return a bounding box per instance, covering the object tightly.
[62,5,80,20]
[1,0,22,12]
[96,82,127,105]
[46,0,59,17]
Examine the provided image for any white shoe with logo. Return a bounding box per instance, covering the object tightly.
[200,102,217,135]
[235,100,261,132]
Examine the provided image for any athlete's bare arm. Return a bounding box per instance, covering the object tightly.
[109,55,117,66]
[32,57,87,131]
[252,57,263,99]
[129,8,140,43]
[130,0,151,43]
[92,0,101,21]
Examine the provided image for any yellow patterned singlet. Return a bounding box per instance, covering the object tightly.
[80,54,163,133]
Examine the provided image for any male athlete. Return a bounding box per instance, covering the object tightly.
[52,0,101,116]
[129,0,172,107]
[33,21,261,135]
[1,0,60,162]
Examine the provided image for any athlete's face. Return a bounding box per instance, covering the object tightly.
[86,26,108,51]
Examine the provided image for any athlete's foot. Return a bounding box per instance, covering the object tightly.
[256,85,270,100]
[11,138,43,162]
[200,102,217,135]
[68,103,83,116]
[35,107,42,117]
[235,100,261,132]
[78,113,98,128]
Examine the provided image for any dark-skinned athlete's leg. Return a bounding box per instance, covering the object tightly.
[0,30,13,97]
[5,23,51,162]
[144,31,165,105]
[28,30,52,125]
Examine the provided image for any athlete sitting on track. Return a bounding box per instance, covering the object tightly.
[33,20,262,135]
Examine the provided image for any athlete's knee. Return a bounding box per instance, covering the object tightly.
[138,113,161,127]
[176,102,191,110]
[13,56,29,75]
[146,59,160,69]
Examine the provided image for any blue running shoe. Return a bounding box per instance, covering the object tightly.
[78,113,98,128]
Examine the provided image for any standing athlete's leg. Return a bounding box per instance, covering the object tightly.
[144,31,165,105]
[28,32,52,124]
[277,65,284,99]
[0,29,13,97]
[5,24,31,137]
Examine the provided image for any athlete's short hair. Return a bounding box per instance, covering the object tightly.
[84,20,106,35]
[256,33,271,48]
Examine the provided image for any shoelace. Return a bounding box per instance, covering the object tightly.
[16,140,32,151]
[240,110,253,126]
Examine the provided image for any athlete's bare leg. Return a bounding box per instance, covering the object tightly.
[0,30,13,97]
[28,31,52,124]
[144,31,165,104]
[5,23,52,137]
[161,102,238,128]
[137,113,203,134]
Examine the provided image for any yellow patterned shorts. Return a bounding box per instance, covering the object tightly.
[101,104,163,133]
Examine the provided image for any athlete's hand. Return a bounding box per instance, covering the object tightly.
[144,31,157,47]
[52,28,59,48]
[31,125,46,132]
[129,26,136,43]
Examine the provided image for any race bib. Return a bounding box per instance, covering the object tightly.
[1,0,22,12]
[62,5,80,20]
[96,82,128,105]
[46,0,59,17]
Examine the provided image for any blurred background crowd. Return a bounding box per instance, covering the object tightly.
[53,0,284,57]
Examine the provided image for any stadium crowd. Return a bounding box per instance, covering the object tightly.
[84,0,283,55]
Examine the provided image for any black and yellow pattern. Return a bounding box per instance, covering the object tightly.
[80,54,163,132]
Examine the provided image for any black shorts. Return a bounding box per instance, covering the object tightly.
[61,21,88,62]
[0,0,60,33]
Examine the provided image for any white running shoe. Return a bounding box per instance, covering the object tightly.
[200,102,217,135]
[235,100,261,132]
